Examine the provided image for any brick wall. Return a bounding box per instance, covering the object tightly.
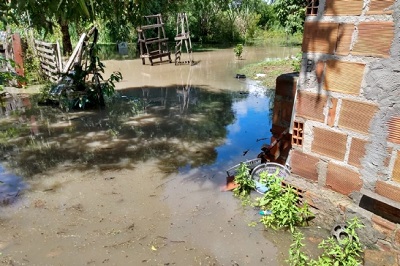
[289,0,400,221]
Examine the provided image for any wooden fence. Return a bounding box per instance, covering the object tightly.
[34,40,62,82]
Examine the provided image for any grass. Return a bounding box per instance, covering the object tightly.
[239,57,299,89]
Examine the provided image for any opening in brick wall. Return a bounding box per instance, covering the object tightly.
[306,0,319,16]
[292,121,304,146]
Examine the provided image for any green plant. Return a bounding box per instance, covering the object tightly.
[287,217,365,266]
[288,229,309,266]
[234,44,244,59]
[55,27,123,110]
[291,51,302,72]
[232,162,255,198]
[255,172,313,232]
[313,217,364,266]
[0,57,27,90]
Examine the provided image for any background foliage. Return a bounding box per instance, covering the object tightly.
[1,0,305,50]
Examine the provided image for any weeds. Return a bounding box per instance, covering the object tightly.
[288,229,309,266]
[232,162,255,199]
[234,44,244,59]
[239,58,297,88]
[255,174,313,232]
[288,217,364,266]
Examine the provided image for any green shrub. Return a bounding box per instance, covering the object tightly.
[234,44,244,59]
[255,171,313,232]
[288,217,364,266]
[232,162,255,198]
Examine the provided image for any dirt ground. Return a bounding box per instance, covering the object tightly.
[0,46,306,265]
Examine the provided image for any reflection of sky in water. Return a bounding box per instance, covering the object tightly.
[180,82,272,181]
[0,164,27,204]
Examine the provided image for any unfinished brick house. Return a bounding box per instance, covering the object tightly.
[279,0,400,251]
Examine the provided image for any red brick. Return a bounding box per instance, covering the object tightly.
[338,100,378,134]
[376,181,400,203]
[326,163,362,195]
[281,101,294,123]
[290,150,319,182]
[348,138,368,167]
[364,249,399,266]
[275,74,297,98]
[394,229,400,249]
[325,0,363,16]
[392,151,400,183]
[388,116,400,145]
[372,214,397,231]
[324,60,365,95]
[272,100,281,125]
[327,97,338,127]
[296,91,326,122]
[315,61,325,84]
[302,22,339,54]
[367,0,395,15]
[352,22,394,58]
[335,23,354,56]
[312,128,347,161]
[371,214,396,240]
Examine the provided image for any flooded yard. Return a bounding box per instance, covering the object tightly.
[0,45,330,266]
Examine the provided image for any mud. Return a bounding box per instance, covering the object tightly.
[0,46,320,266]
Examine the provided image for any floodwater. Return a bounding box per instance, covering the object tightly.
[0,45,327,266]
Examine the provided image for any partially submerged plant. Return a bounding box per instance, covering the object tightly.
[45,27,122,111]
[232,162,255,198]
[287,217,364,266]
[313,217,364,266]
[255,170,313,232]
[234,44,244,59]
[288,229,309,266]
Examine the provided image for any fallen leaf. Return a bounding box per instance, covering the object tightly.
[151,245,157,251]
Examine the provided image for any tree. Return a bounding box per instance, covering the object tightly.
[0,1,17,27]
[10,0,93,55]
[273,0,306,35]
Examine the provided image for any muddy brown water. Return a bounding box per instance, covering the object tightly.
[0,46,329,265]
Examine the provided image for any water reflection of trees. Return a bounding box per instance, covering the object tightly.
[0,86,236,178]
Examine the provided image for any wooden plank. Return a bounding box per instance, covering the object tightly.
[40,63,58,73]
[35,45,55,55]
[144,14,162,18]
[56,41,63,72]
[34,39,55,47]
[41,59,58,68]
[139,38,169,44]
[140,24,164,30]
[37,52,56,61]
[62,33,86,74]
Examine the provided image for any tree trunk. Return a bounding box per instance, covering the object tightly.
[58,18,73,56]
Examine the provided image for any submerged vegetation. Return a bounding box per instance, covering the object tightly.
[232,166,364,265]
[288,218,364,266]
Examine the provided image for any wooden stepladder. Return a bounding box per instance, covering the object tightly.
[137,14,172,66]
[174,13,193,65]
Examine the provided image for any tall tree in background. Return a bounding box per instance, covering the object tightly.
[0,1,17,27]
[273,0,306,35]
[10,0,93,55]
